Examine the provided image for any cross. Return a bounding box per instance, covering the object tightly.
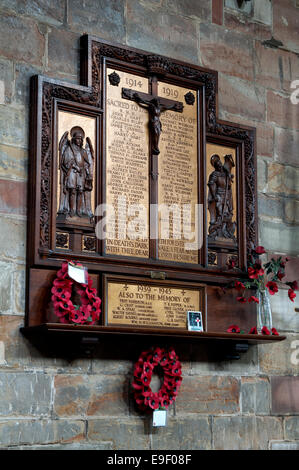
[121,87,183,158]
[121,78,184,259]
[123,284,129,291]
[195,317,201,328]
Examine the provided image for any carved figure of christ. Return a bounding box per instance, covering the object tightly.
[121,87,184,157]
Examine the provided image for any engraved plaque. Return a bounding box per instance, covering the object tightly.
[105,68,150,258]
[158,83,199,264]
[104,275,205,329]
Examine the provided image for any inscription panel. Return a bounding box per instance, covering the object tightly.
[105,68,150,258]
[157,82,199,264]
[105,276,205,329]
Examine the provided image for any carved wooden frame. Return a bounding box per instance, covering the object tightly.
[25,35,259,334]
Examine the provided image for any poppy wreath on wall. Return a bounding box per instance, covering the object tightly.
[132,346,183,411]
[51,261,101,325]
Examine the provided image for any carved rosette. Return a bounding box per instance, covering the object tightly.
[56,232,69,249]
[184,91,195,105]
[82,235,96,252]
[108,71,120,86]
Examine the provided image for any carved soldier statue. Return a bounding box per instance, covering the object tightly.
[207,153,236,241]
[57,126,94,221]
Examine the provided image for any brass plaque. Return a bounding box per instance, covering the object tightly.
[105,68,150,258]
[105,277,205,329]
[157,82,199,264]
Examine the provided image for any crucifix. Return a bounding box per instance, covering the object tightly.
[122,79,184,259]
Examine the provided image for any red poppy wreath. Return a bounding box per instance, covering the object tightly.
[132,347,182,411]
[51,261,101,325]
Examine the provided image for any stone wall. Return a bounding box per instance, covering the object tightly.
[0,0,298,450]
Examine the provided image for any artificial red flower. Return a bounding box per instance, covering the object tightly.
[288,289,296,302]
[286,280,298,291]
[277,270,285,281]
[271,327,279,336]
[266,281,278,295]
[159,394,170,409]
[148,393,160,410]
[227,325,241,333]
[261,326,271,335]
[53,278,73,289]
[235,281,245,291]
[248,296,259,304]
[249,327,258,334]
[237,296,247,303]
[140,372,152,386]
[168,348,177,361]
[255,246,266,255]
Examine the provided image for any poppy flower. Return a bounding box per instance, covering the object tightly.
[132,381,144,391]
[255,246,266,255]
[249,326,258,334]
[168,349,178,361]
[286,280,298,291]
[51,287,72,301]
[159,394,170,409]
[266,281,278,295]
[69,310,84,324]
[148,393,160,410]
[248,262,264,279]
[271,327,279,336]
[237,296,247,303]
[261,326,271,335]
[227,325,241,333]
[288,289,296,302]
[235,280,245,291]
[170,362,182,376]
[248,296,259,304]
[140,372,152,386]
[53,278,73,289]
[134,393,145,406]
[277,270,285,281]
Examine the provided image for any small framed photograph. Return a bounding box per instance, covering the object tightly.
[187,311,203,331]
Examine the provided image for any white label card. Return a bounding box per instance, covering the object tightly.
[68,263,88,284]
[153,409,167,427]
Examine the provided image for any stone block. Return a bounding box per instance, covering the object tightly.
[254,41,294,91]
[218,74,266,121]
[253,0,272,26]
[0,372,52,417]
[0,419,85,448]
[0,59,14,105]
[241,377,270,414]
[0,262,13,313]
[257,158,267,193]
[284,417,299,439]
[273,1,299,53]
[271,376,299,414]
[275,128,299,168]
[271,441,299,450]
[259,334,299,375]
[190,341,258,375]
[164,0,211,21]
[259,219,299,255]
[88,418,151,449]
[53,374,128,417]
[13,265,25,314]
[151,417,212,450]
[14,63,41,107]
[0,106,28,149]
[68,0,125,41]
[0,13,45,66]
[267,91,299,131]
[213,416,283,449]
[268,162,299,196]
[270,290,299,333]
[285,199,299,224]
[0,179,27,216]
[0,0,65,26]
[224,11,272,41]
[0,216,26,261]
[126,0,199,65]
[14,442,113,450]
[0,144,28,180]
[200,23,254,81]
[47,28,80,78]
[175,376,240,414]
[258,195,284,221]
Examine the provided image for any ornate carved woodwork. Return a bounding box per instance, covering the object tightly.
[25,36,259,342]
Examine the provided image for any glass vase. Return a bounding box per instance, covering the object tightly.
[257,289,272,333]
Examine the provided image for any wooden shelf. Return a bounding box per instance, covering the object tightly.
[21,323,286,345]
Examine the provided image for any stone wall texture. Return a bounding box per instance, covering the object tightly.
[0,0,298,450]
